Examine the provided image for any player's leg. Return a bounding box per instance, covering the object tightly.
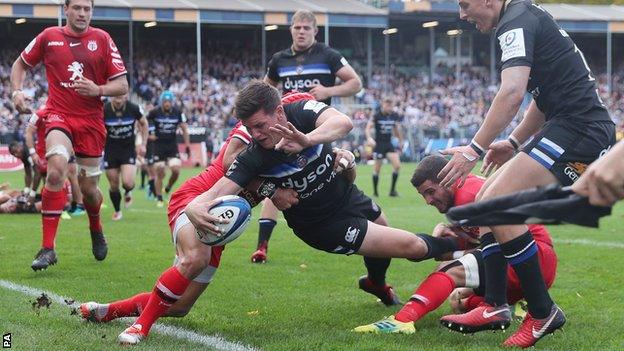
[67,161,85,215]
[105,166,122,220]
[372,157,382,197]
[165,157,181,194]
[117,214,215,345]
[147,162,156,199]
[359,212,398,305]
[32,129,73,271]
[121,163,137,208]
[387,151,401,197]
[441,154,563,337]
[251,199,279,263]
[154,161,166,206]
[354,258,468,334]
[76,156,108,261]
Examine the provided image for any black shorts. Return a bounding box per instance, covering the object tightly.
[291,187,382,255]
[103,145,136,169]
[373,141,396,159]
[153,141,179,163]
[522,118,615,186]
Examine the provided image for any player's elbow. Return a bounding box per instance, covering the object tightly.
[340,115,354,133]
[118,78,129,95]
[11,57,26,76]
[498,84,525,110]
[351,76,363,93]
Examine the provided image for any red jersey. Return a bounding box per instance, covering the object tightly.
[20,26,127,118]
[453,175,553,247]
[167,123,253,230]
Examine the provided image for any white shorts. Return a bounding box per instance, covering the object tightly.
[172,213,219,284]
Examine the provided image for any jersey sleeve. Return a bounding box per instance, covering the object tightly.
[287,100,331,133]
[232,125,252,145]
[105,33,127,80]
[497,15,538,70]
[326,47,348,74]
[134,104,145,120]
[20,32,46,68]
[225,146,263,188]
[266,53,281,82]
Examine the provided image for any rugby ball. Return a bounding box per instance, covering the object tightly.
[196,195,251,246]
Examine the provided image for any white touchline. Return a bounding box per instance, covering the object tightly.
[552,238,624,249]
[0,280,259,351]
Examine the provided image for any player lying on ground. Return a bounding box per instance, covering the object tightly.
[353,155,557,335]
[79,93,359,346]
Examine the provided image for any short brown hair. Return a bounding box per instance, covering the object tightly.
[411,155,449,188]
[291,10,317,28]
[235,80,281,121]
[65,0,94,6]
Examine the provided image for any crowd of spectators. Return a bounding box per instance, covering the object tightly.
[1,43,622,147]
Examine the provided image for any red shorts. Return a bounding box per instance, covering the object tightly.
[45,112,106,158]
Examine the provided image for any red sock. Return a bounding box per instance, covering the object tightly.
[134,267,191,335]
[83,198,102,233]
[102,292,151,322]
[41,187,67,249]
[395,272,456,323]
[464,294,485,312]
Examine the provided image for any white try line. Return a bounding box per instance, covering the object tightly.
[552,238,624,249]
[0,280,259,351]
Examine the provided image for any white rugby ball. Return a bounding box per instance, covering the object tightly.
[196,195,252,246]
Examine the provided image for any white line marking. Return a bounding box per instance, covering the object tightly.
[552,238,624,249]
[0,280,259,351]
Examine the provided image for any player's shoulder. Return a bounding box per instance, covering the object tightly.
[88,26,112,39]
[498,0,540,30]
[312,42,336,53]
[272,47,292,60]
[41,26,62,36]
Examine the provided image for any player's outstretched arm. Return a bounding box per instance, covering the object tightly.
[438,66,530,187]
[308,108,353,145]
[185,178,243,236]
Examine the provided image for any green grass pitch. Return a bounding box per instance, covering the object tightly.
[0,164,623,350]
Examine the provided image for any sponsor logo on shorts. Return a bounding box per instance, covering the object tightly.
[564,162,587,182]
[371,201,379,213]
[345,226,360,244]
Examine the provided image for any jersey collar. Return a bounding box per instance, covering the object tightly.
[498,0,514,24]
[62,25,91,38]
[290,41,316,56]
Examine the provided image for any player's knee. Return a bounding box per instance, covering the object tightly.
[405,235,429,259]
[177,253,210,278]
[439,264,464,285]
[45,167,66,187]
[123,181,135,192]
[80,185,100,201]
